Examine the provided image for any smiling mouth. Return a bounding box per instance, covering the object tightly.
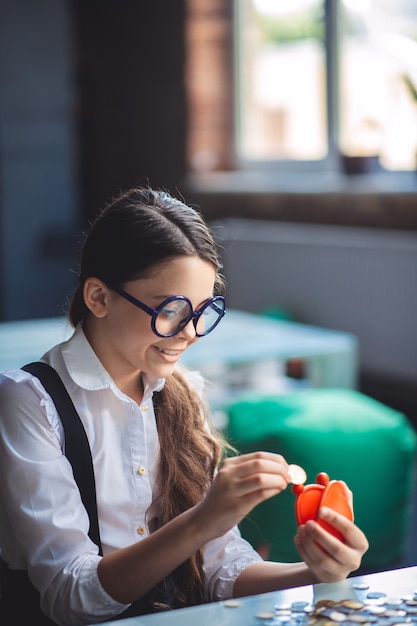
[155,347,180,356]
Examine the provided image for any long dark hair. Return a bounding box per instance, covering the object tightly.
[69,187,225,326]
[69,187,227,610]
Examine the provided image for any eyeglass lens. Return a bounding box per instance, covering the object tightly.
[155,298,224,337]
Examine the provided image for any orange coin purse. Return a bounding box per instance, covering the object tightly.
[292,472,353,541]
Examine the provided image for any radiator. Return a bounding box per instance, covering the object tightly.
[210,218,417,384]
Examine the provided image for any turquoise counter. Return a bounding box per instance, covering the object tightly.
[91,566,417,626]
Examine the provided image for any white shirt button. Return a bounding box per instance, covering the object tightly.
[137,526,145,535]
[137,466,146,476]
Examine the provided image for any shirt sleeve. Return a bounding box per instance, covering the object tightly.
[0,371,129,625]
[203,525,263,601]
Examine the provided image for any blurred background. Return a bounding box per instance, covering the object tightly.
[1,0,417,572]
[1,0,416,423]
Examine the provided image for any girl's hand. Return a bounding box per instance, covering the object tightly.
[294,490,369,582]
[195,451,290,540]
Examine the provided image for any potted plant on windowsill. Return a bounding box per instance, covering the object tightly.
[339,118,383,175]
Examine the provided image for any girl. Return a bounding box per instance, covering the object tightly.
[0,187,368,626]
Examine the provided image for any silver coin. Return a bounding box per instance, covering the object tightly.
[344,613,369,623]
[367,592,387,600]
[383,597,403,606]
[288,464,307,485]
[256,610,275,620]
[292,601,311,611]
[384,609,407,617]
[367,606,386,615]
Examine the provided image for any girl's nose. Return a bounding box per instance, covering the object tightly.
[179,318,197,340]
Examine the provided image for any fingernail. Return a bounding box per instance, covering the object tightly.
[318,506,330,517]
[305,519,317,531]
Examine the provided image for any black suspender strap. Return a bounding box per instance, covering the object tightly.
[21,362,103,555]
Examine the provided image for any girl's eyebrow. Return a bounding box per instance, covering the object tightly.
[151,294,215,308]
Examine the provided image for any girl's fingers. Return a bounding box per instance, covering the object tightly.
[230,473,288,499]
[294,509,368,581]
[317,507,367,552]
[217,452,291,497]
[220,452,290,480]
[202,451,291,532]
[294,524,331,568]
[226,451,289,466]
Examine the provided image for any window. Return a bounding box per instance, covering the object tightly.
[236,0,417,172]
[186,0,417,175]
[338,1,417,172]
[235,0,328,164]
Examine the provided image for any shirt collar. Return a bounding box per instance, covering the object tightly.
[61,324,165,395]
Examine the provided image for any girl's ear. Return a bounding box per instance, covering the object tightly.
[83,277,109,318]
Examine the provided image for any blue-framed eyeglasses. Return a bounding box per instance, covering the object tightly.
[111,287,226,337]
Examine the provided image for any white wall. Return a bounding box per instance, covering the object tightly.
[211,218,417,384]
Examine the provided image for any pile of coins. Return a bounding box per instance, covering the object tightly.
[224,587,417,625]
[264,588,417,624]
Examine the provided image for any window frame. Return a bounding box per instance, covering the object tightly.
[233,0,341,173]
[185,0,417,195]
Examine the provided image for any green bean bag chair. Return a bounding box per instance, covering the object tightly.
[225,388,417,573]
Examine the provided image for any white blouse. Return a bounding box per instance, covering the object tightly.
[0,325,261,625]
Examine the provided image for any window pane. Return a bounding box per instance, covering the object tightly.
[339,0,417,171]
[236,0,327,162]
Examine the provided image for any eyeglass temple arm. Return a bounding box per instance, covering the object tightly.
[111,287,156,317]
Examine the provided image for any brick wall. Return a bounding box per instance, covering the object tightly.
[185,0,234,172]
